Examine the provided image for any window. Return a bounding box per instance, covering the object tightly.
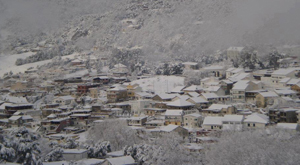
[211,126,213,129]
[248,123,250,127]
[253,123,255,127]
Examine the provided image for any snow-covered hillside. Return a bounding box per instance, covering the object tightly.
[0,0,299,64]
[0,52,78,76]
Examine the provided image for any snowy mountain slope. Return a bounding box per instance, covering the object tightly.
[0,0,299,63]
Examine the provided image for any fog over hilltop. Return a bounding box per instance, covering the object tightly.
[0,0,299,61]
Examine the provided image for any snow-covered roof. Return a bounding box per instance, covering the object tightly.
[226,68,244,73]
[184,113,202,118]
[287,78,300,85]
[229,73,251,82]
[279,77,291,83]
[63,149,88,154]
[204,86,221,92]
[127,116,147,120]
[22,115,33,120]
[170,85,186,93]
[173,95,190,101]
[155,93,178,100]
[208,104,231,110]
[186,92,200,97]
[165,110,183,116]
[9,115,22,121]
[203,65,224,71]
[167,99,195,107]
[223,115,244,122]
[244,113,268,124]
[106,150,124,157]
[114,63,127,68]
[47,114,57,118]
[70,114,91,117]
[160,124,180,132]
[109,86,127,91]
[182,62,198,65]
[276,123,299,130]
[201,93,219,99]
[272,68,296,76]
[106,156,135,165]
[184,85,203,91]
[232,80,250,90]
[274,89,296,95]
[2,95,28,104]
[203,116,223,126]
[188,97,208,104]
[259,91,278,98]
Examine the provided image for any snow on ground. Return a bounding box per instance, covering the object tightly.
[131,75,185,94]
[76,131,88,143]
[0,52,78,76]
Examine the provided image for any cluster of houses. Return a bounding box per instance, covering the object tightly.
[0,48,300,164]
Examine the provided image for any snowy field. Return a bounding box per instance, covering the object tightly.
[131,75,185,94]
[0,52,78,76]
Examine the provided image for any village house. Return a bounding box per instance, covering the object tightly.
[130,100,152,116]
[152,93,177,102]
[182,62,199,70]
[41,117,71,133]
[269,108,298,123]
[126,84,142,100]
[183,113,202,129]
[202,116,223,130]
[4,104,34,115]
[243,113,269,129]
[220,80,234,95]
[231,80,262,102]
[274,89,297,98]
[107,85,128,103]
[77,83,100,94]
[127,116,147,126]
[92,76,110,84]
[166,99,195,110]
[145,120,165,128]
[271,68,297,86]
[245,90,267,103]
[286,78,300,87]
[200,77,220,88]
[203,86,225,96]
[291,83,300,98]
[203,66,225,78]
[256,91,279,108]
[202,104,236,116]
[186,97,209,109]
[41,108,62,118]
[62,149,88,161]
[222,115,244,131]
[165,109,184,126]
[144,108,166,117]
[200,93,219,104]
